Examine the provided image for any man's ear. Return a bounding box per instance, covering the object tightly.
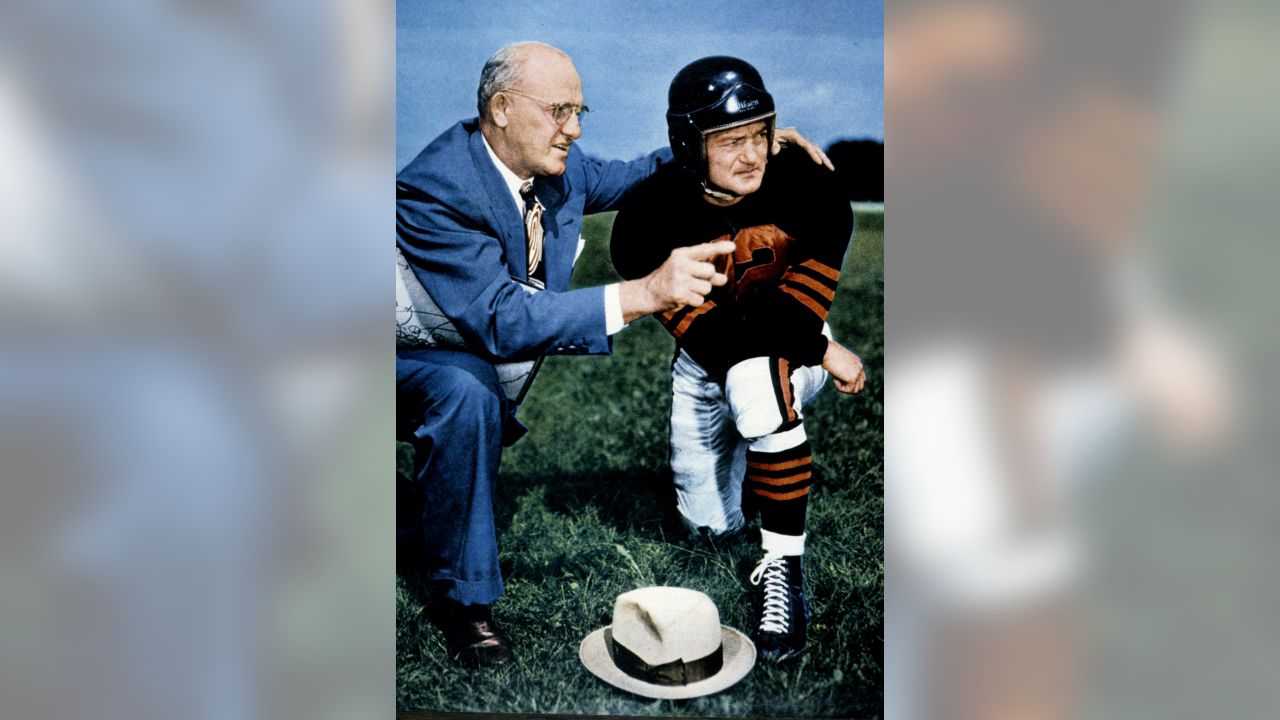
[489,94,510,129]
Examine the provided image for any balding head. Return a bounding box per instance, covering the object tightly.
[477,41,584,178]
[476,41,571,120]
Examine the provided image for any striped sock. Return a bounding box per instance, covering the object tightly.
[747,436,813,536]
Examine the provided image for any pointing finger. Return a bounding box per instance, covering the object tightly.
[684,240,736,261]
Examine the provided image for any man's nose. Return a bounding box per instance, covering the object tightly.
[741,140,761,164]
[561,112,582,141]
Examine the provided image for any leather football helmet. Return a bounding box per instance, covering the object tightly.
[666,56,776,194]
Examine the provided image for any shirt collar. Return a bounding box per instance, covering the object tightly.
[480,131,529,211]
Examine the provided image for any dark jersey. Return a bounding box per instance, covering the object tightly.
[611,146,853,373]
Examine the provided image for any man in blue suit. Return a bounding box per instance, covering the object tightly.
[397,41,829,667]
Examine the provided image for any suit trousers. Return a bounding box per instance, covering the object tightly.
[397,347,514,606]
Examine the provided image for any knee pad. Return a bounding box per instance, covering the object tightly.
[726,357,796,439]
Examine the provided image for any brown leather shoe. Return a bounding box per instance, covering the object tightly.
[433,601,514,668]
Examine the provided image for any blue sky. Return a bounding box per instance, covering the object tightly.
[397,0,883,170]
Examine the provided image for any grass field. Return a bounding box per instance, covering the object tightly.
[397,210,883,718]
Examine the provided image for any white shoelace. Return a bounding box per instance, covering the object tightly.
[749,554,791,634]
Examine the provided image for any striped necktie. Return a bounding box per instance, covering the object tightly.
[519,180,545,287]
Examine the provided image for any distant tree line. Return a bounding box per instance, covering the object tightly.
[825,139,883,202]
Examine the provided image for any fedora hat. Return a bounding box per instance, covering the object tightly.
[579,586,755,699]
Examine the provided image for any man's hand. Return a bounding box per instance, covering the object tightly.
[823,339,866,394]
[773,127,835,171]
[619,240,734,322]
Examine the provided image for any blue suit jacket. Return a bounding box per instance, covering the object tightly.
[397,119,670,360]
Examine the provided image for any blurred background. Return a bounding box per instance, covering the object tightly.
[1,0,1278,718]
[0,0,394,718]
[886,0,1278,718]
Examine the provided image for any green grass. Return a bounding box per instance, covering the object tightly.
[398,210,883,718]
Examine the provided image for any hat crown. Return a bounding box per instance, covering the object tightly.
[611,587,723,666]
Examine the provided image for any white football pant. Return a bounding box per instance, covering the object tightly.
[668,325,832,536]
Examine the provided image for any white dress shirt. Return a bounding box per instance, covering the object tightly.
[480,133,625,335]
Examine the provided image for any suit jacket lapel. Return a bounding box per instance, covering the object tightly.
[468,128,527,278]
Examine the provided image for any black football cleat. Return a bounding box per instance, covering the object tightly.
[749,553,808,661]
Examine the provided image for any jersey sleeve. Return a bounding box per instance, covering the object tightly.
[736,157,853,367]
[609,177,671,281]
[654,298,748,373]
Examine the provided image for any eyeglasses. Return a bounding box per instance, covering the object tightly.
[501,89,590,125]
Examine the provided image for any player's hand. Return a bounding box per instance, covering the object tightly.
[773,127,835,171]
[823,339,866,394]
[622,241,734,321]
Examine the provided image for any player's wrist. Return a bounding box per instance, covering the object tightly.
[821,338,846,370]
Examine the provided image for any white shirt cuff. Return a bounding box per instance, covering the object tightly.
[604,283,627,335]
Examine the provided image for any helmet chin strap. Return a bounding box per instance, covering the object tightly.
[701,181,740,201]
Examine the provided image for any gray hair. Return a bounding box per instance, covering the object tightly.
[476,41,562,119]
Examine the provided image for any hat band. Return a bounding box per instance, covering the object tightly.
[606,629,724,686]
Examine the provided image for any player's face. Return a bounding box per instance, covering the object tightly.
[501,50,584,178]
[704,120,770,199]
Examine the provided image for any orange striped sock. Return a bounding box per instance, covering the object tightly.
[748,439,812,536]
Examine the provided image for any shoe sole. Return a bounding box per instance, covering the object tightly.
[758,644,806,662]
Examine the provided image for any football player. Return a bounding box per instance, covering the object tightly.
[611,56,866,660]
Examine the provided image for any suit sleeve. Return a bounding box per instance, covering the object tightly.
[397,178,611,359]
[581,147,673,214]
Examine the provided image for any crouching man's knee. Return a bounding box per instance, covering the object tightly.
[726,356,797,440]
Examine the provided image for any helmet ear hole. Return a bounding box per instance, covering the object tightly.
[698,132,708,180]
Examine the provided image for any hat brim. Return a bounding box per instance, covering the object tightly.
[579,624,756,700]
